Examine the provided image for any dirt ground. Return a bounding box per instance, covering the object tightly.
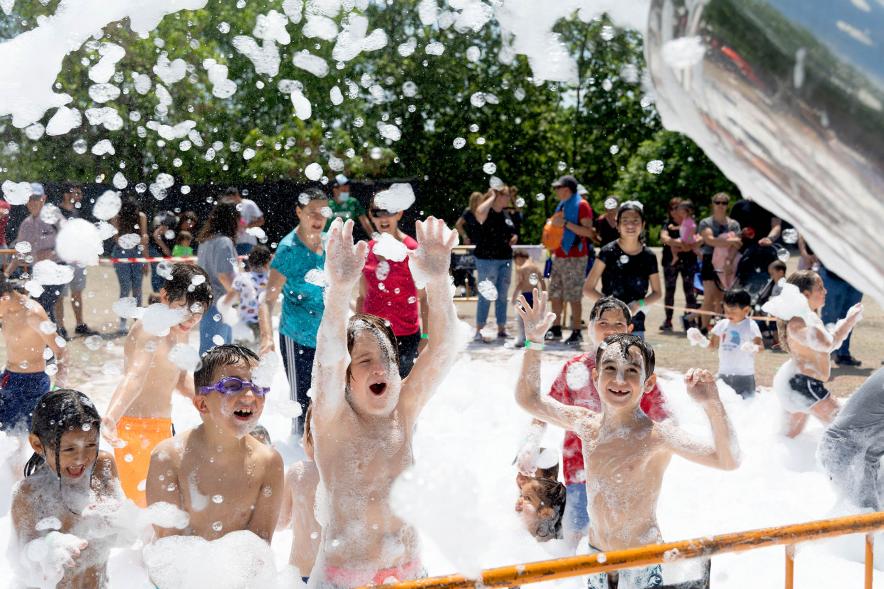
[0,252,879,402]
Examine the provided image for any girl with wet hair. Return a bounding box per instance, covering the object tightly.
[11,389,121,588]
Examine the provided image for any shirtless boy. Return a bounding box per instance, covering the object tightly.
[515,290,739,589]
[769,270,861,438]
[146,344,284,542]
[310,217,460,588]
[279,406,321,581]
[517,297,667,549]
[0,277,68,434]
[102,263,211,506]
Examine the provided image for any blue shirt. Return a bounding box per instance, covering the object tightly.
[272,229,325,348]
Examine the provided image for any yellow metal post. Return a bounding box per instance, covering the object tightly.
[866,534,874,589]
[784,545,795,589]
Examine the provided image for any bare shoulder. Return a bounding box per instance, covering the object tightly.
[573,411,603,440]
[249,437,283,471]
[151,430,190,465]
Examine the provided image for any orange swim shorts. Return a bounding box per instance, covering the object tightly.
[113,415,173,507]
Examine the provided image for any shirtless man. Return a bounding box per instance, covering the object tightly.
[310,217,460,588]
[515,290,739,589]
[102,263,211,506]
[145,344,284,542]
[0,277,68,435]
[766,270,862,438]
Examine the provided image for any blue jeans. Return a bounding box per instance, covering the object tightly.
[112,244,144,306]
[199,304,233,355]
[148,244,167,292]
[235,243,254,256]
[475,258,512,328]
[564,482,590,538]
[820,267,863,357]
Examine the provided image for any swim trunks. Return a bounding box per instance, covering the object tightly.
[787,373,831,411]
[0,370,51,433]
[114,416,173,507]
[587,545,663,589]
[317,560,425,589]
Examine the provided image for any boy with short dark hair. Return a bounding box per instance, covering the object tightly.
[700,289,763,399]
[515,472,566,542]
[103,263,212,506]
[146,344,284,543]
[517,296,668,549]
[515,291,739,588]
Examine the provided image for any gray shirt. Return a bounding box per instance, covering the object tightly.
[697,216,740,256]
[828,369,884,439]
[197,235,237,301]
[15,214,57,261]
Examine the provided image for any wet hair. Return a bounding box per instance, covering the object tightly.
[24,390,101,479]
[769,260,787,274]
[616,202,645,224]
[595,333,656,377]
[723,289,751,309]
[175,230,192,245]
[0,275,28,296]
[346,313,400,382]
[249,425,271,445]
[589,297,632,325]
[195,344,260,390]
[247,245,272,268]
[117,197,142,235]
[296,187,329,209]
[528,477,566,541]
[161,263,213,311]
[198,201,239,242]
[777,270,823,353]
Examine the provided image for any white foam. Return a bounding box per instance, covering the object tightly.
[56,218,104,266]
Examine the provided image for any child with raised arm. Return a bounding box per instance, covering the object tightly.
[145,344,284,542]
[511,250,545,348]
[279,406,320,582]
[0,277,68,434]
[765,270,862,438]
[517,297,667,550]
[310,217,460,588]
[102,263,212,506]
[11,390,121,589]
[515,290,739,588]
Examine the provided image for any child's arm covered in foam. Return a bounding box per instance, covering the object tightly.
[102,327,162,446]
[514,290,591,431]
[312,219,368,426]
[661,369,740,470]
[401,218,461,417]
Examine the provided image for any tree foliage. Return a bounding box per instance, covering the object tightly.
[0,1,735,239]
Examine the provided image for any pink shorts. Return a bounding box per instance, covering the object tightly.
[321,560,425,588]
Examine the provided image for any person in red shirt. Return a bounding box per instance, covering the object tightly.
[356,197,428,378]
[546,175,596,346]
[0,199,10,247]
[517,297,668,549]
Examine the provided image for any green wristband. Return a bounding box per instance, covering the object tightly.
[420,333,429,340]
[525,340,545,351]
[638,299,646,308]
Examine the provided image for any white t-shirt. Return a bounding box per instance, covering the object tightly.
[712,318,762,376]
[236,198,263,245]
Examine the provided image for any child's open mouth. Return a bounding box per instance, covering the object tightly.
[66,465,86,478]
[608,387,631,398]
[369,382,387,396]
[233,408,255,421]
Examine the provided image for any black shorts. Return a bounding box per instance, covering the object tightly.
[700,253,717,282]
[788,373,831,409]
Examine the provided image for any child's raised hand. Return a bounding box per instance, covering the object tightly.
[845,303,864,326]
[685,368,720,404]
[686,327,710,348]
[515,288,556,343]
[100,417,126,448]
[324,218,367,289]
[410,217,459,281]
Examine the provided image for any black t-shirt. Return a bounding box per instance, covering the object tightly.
[598,241,659,332]
[460,209,480,244]
[474,209,516,260]
[594,215,620,248]
[661,215,679,266]
[729,200,774,244]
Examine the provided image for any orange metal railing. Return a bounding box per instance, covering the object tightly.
[369,511,884,589]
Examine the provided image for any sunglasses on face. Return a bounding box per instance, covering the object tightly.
[713,200,729,205]
[198,376,270,397]
[370,209,395,218]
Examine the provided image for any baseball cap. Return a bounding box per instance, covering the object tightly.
[551,175,578,192]
[29,183,45,199]
[604,196,620,210]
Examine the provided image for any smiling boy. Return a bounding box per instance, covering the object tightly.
[145,344,284,542]
[309,217,460,588]
[102,263,211,506]
[515,290,739,589]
